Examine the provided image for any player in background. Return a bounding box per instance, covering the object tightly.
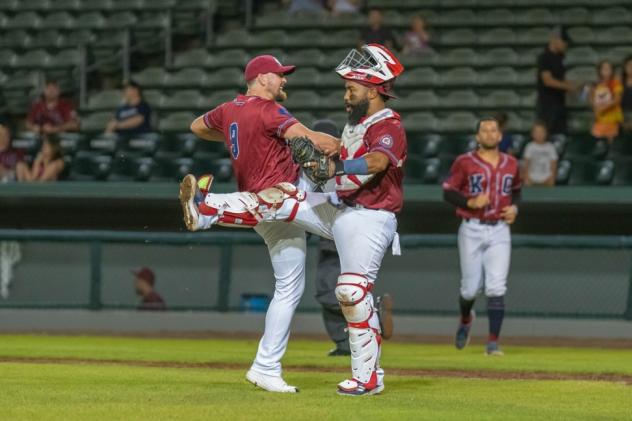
[181,44,406,395]
[188,54,340,393]
[442,117,521,356]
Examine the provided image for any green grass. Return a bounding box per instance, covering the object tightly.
[0,335,631,420]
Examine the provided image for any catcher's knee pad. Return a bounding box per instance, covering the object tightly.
[335,273,374,324]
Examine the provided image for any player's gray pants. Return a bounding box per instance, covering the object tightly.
[458,219,511,301]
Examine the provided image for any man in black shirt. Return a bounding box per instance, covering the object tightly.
[536,27,577,135]
[106,80,152,137]
[360,8,397,51]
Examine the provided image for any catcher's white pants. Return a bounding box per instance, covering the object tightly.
[457,219,511,300]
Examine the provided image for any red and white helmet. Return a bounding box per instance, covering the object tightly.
[335,44,404,97]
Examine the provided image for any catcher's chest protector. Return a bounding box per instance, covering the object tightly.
[336,108,396,191]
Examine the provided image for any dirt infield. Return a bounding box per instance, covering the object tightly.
[2,356,631,385]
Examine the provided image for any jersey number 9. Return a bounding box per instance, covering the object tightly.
[229,122,239,159]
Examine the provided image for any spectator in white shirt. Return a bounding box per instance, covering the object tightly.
[522,121,558,187]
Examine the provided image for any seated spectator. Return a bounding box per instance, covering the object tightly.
[402,15,431,55]
[522,121,558,187]
[328,0,361,16]
[133,267,167,311]
[0,124,23,182]
[590,60,623,143]
[621,55,632,133]
[283,0,326,16]
[26,79,79,135]
[495,112,514,155]
[359,8,397,51]
[15,134,65,182]
[105,80,152,137]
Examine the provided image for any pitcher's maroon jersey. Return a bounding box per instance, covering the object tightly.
[203,94,300,191]
[442,151,521,221]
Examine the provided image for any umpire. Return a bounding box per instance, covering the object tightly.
[536,26,577,135]
[311,119,393,356]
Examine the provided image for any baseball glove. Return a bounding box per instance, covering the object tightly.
[289,136,331,184]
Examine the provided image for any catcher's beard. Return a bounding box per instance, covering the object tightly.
[346,99,369,125]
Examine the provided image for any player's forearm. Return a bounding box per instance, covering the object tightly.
[115,115,144,130]
[334,153,389,176]
[443,189,469,209]
[190,116,224,142]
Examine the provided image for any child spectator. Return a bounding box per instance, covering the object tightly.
[402,15,431,55]
[590,60,623,143]
[26,80,79,135]
[522,121,558,187]
[105,80,152,137]
[15,134,65,182]
[0,124,23,182]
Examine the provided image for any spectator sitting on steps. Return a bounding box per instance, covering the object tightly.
[15,134,64,182]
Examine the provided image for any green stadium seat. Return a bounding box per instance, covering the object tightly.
[565,47,598,66]
[516,68,536,86]
[482,90,521,108]
[439,67,478,86]
[29,30,65,48]
[81,112,112,132]
[58,132,86,157]
[516,48,541,66]
[437,9,476,26]
[318,70,344,88]
[120,132,161,157]
[173,48,211,69]
[283,30,323,48]
[612,160,632,186]
[108,154,152,182]
[5,11,41,30]
[81,0,113,11]
[285,49,325,68]
[592,7,632,25]
[110,0,144,11]
[382,9,406,26]
[436,48,477,66]
[568,114,592,135]
[478,67,517,86]
[49,0,80,12]
[289,67,321,88]
[440,29,477,46]
[516,27,551,46]
[603,46,632,64]
[284,90,320,110]
[106,11,137,28]
[567,160,613,186]
[207,90,238,107]
[158,112,197,132]
[439,112,479,133]
[143,90,165,109]
[141,0,177,10]
[41,11,75,29]
[320,48,352,69]
[176,0,216,11]
[49,49,80,68]
[403,156,425,184]
[399,51,439,68]
[482,8,515,26]
[0,30,31,48]
[0,49,17,67]
[560,7,589,25]
[562,137,608,160]
[436,135,476,158]
[407,133,442,158]
[0,0,17,11]
[248,30,287,48]
[136,11,169,30]
[397,67,438,88]
[19,0,50,11]
[568,27,594,44]
[608,137,632,159]
[403,112,438,133]
[4,71,38,89]
[597,26,632,44]
[441,90,479,108]
[132,67,169,88]
[322,13,364,29]
[566,66,596,85]
[86,90,122,111]
[149,156,193,182]
[167,68,209,88]
[321,30,359,48]
[476,48,518,67]
[514,8,555,25]
[192,156,232,182]
[216,29,249,48]
[398,90,439,110]
[520,91,536,107]
[74,12,106,29]
[63,30,97,46]
[478,28,516,46]
[13,50,51,68]
[210,49,249,68]
[162,90,205,110]
[69,151,112,181]
[206,68,243,89]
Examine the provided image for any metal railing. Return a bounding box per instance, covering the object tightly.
[1,229,632,319]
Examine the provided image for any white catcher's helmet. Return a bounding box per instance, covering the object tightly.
[335,44,404,97]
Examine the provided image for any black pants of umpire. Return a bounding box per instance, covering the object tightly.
[314,238,349,352]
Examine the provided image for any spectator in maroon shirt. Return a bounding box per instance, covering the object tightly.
[0,124,23,182]
[26,80,79,135]
[133,267,167,311]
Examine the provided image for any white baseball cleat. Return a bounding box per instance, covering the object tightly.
[179,174,201,231]
[246,369,299,393]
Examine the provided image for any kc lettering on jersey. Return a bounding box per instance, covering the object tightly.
[442,151,521,221]
[203,95,300,192]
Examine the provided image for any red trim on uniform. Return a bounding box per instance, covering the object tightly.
[198,203,219,216]
[285,202,300,222]
[348,174,363,187]
[348,320,371,329]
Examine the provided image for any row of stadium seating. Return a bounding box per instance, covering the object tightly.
[216,26,632,50]
[365,0,630,9]
[256,6,632,29]
[0,11,169,30]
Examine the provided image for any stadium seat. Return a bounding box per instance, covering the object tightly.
[567,112,593,134]
[397,67,438,88]
[293,111,316,128]
[158,112,197,132]
[436,48,478,67]
[439,113,479,133]
[172,49,211,69]
[132,67,169,88]
[476,48,518,67]
[436,9,476,26]
[555,159,571,185]
[321,30,358,48]
[248,30,287,48]
[397,90,439,110]
[568,27,594,44]
[514,8,555,25]
[86,90,122,111]
[284,90,320,110]
[608,137,632,159]
[0,49,17,66]
[216,29,250,48]
[563,137,609,160]
[192,156,232,182]
[437,134,476,157]
[402,112,438,133]
[285,49,325,68]
[407,133,442,158]
[149,156,193,182]
[478,67,518,86]
[63,30,97,47]
[41,11,75,29]
[321,48,352,69]
[119,132,161,157]
[592,7,632,25]
[74,12,106,29]
[143,90,165,109]
[560,7,589,25]
[13,50,51,68]
[482,90,521,108]
[206,68,243,89]
[0,30,31,49]
[49,49,80,68]
[49,0,80,12]
[612,159,632,186]
[207,90,238,107]
[168,68,209,88]
[278,29,322,48]
[81,112,113,133]
[516,68,536,86]
[105,11,138,28]
[29,30,65,49]
[516,48,541,66]
[81,0,113,11]
[440,90,479,108]
[439,67,478,86]
[567,160,614,186]
[162,90,205,110]
[209,49,249,68]
[108,153,153,182]
[520,91,537,107]
[597,27,632,44]
[5,11,41,29]
[565,47,599,66]
[482,8,515,26]
[478,28,516,46]
[440,29,477,46]
[289,67,321,88]
[69,151,112,181]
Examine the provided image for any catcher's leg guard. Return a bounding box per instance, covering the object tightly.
[334,273,382,395]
